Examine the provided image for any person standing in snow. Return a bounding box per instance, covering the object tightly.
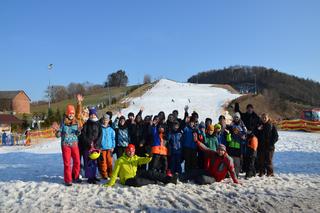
[167,121,183,174]
[203,124,221,170]
[149,116,169,175]
[53,102,82,186]
[113,114,131,159]
[218,115,229,146]
[105,144,177,187]
[81,108,102,184]
[182,117,198,172]
[245,132,258,178]
[234,103,261,134]
[98,114,115,179]
[257,113,278,177]
[226,112,247,177]
[196,122,206,169]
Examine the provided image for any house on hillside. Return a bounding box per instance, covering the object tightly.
[0,114,22,132]
[0,91,31,114]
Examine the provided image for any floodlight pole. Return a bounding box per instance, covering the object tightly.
[48,64,53,109]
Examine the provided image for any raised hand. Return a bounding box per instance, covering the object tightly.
[76,94,84,103]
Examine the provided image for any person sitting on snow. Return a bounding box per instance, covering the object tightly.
[180,142,239,185]
[105,144,177,187]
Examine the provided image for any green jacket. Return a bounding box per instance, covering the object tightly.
[107,154,152,186]
[205,134,219,151]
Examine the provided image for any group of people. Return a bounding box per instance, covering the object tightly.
[53,94,279,187]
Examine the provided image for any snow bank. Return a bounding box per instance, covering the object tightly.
[1,80,320,212]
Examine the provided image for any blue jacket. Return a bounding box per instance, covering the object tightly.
[168,131,183,154]
[113,118,131,147]
[182,126,197,149]
[151,125,161,147]
[101,125,116,150]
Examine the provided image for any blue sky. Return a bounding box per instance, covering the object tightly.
[1,0,319,101]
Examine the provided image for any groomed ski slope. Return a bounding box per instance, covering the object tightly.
[1,79,320,213]
[121,79,240,122]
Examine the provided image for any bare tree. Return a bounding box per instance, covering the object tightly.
[143,74,152,84]
[67,83,86,98]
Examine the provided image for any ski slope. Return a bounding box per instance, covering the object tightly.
[121,79,240,122]
[1,79,320,213]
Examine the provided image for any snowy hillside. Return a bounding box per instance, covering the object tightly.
[1,79,320,213]
[121,79,240,121]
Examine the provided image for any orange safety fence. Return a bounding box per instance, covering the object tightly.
[0,128,56,146]
[29,128,56,139]
[278,119,320,132]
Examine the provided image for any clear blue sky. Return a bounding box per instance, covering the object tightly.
[1,0,319,101]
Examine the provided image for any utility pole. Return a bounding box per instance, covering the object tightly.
[48,64,53,109]
[254,73,257,95]
[107,83,111,105]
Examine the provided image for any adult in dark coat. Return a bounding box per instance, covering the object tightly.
[235,103,261,134]
[256,113,279,177]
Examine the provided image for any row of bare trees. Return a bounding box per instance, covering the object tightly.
[44,70,152,103]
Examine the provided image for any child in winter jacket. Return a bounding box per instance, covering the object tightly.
[196,122,206,169]
[113,114,131,159]
[54,103,81,186]
[150,116,168,174]
[226,112,247,177]
[167,121,183,174]
[182,117,198,172]
[245,132,258,178]
[203,124,220,170]
[106,144,177,187]
[98,114,115,179]
[81,107,102,184]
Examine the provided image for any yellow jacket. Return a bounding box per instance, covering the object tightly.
[107,154,152,186]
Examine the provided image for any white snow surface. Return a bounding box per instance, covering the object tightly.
[1,79,320,213]
[121,79,240,122]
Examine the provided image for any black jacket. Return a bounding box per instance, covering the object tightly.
[235,103,261,132]
[257,121,279,151]
[80,119,102,150]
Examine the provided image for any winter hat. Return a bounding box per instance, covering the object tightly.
[106,111,113,119]
[214,123,222,130]
[66,104,75,115]
[89,108,98,117]
[103,114,110,120]
[126,144,135,153]
[199,122,205,129]
[233,112,241,119]
[218,115,226,121]
[217,144,226,152]
[208,124,215,131]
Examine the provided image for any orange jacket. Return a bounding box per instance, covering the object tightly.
[151,132,168,155]
[248,136,258,151]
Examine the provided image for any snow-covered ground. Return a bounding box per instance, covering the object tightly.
[1,79,320,213]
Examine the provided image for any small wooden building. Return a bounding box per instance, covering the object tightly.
[0,114,22,132]
[0,91,31,114]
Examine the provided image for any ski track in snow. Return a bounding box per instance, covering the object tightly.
[1,79,320,213]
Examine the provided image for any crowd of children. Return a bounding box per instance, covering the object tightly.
[53,95,279,187]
